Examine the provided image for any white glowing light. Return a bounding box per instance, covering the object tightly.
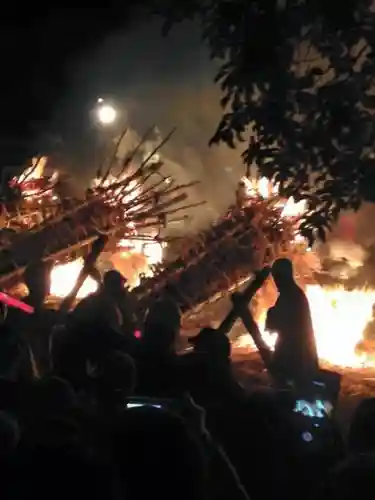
[97,104,117,125]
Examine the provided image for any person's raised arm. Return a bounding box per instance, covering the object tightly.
[231,293,273,367]
[216,267,271,337]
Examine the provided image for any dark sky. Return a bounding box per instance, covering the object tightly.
[0,7,136,165]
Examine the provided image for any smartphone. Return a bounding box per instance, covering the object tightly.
[126,397,171,410]
[313,370,341,406]
[293,399,333,419]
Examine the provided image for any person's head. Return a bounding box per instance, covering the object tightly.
[22,377,81,448]
[113,406,208,500]
[96,351,136,402]
[348,397,375,454]
[143,298,181,354]
[320,454,375,500]
[189,328,231,363]
[103,270,127,296]
[272,258,295,290]
[28,376,79,421]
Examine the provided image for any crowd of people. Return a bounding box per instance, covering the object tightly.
[0,258,374,500]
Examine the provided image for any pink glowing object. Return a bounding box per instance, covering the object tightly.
[0,292,34,314]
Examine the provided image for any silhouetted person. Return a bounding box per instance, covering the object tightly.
[23,261,53,311]
[141,297,181,355]
[266,258,319,389]
[52,321,135,395]
[136,297,182,397]
[112,405,209,500]
[0,297,36,382]
[6,261,55,374]
[320,454,375,500]
[185,325,245,407]
[348,397,375,455]
[94,351,136,412]
[71,270,138,336]
[103,270,139,334]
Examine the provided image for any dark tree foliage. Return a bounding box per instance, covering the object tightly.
[153,0,375,243]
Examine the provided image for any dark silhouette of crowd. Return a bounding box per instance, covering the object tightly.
[0,259,371,500]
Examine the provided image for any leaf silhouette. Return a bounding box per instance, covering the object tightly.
[156,0,375,242]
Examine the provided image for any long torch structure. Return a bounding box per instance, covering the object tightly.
[0,129,203,291]
[131,177,310,324]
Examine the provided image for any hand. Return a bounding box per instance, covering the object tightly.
[256,266,271,281]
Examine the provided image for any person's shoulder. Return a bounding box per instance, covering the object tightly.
[298,287,311,307]
[74,292,100,309]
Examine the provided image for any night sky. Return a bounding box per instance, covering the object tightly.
[1,8,245,217]
[0,7,135,164]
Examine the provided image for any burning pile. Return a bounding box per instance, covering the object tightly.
[235,282,375,369]
[131,174,375,370]
[131,176,311,318]
[2,147,375,371]
[0,130,201,296]
[231,178,375,369]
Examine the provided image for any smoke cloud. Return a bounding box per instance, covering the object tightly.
[53,19,245,230]
[315,205,375,284]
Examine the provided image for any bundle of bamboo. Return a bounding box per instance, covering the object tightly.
[0,128,203,290]
[131,196,301,323]
[0,127,309,323]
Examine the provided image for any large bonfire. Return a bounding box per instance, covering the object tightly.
[231,179,375,369]
[0,129,201,297]
[131,175,375,370]
[1,142,375,371]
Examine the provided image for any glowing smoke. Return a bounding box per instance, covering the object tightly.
[315,207,375,283]
[53,19,244,229]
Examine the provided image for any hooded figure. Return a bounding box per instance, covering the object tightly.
[266,258,319,387]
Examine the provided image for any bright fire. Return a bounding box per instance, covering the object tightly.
[14,156,166,300]
[235,285,375,368]
[14,162,375,369]
[232,176,375,368]
[50,259,98,299]
[49,239,164,298]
